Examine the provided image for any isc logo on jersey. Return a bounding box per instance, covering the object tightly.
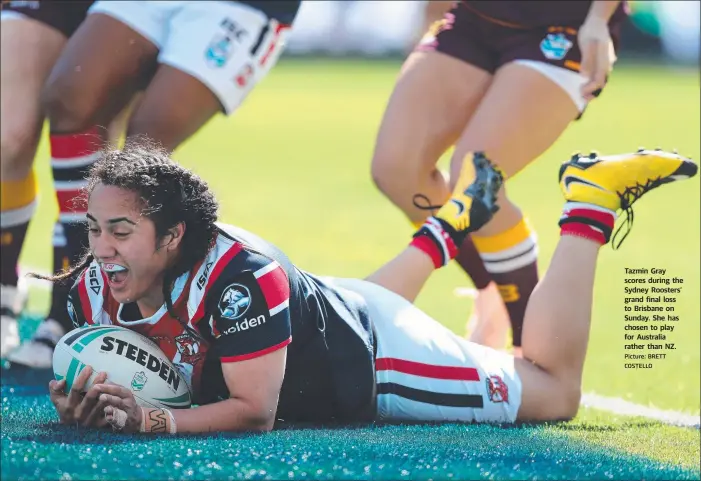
[218,283,266,335]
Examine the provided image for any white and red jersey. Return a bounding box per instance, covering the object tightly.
[68,223,377,421]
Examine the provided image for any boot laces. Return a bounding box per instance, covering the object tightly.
[611,176,663,249]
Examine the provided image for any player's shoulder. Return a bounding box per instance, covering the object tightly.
[186,224,291,322]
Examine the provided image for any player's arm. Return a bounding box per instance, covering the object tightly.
[169,347,287,433]
[168,262,292,433]
[579,0,622,100]
[98,255,292,434]
[584,0,623,23]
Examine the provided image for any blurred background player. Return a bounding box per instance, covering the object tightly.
[370,0,628,355]
[0,0,133,360]
[6,0,301,368]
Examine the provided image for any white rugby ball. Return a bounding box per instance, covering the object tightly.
[53,325,191,409]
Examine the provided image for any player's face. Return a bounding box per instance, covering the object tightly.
[86,183,174,309]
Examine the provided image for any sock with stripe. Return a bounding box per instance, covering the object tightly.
[410,217,466,269]
[412,219,492,288]
[1,171,38,287]
[472,218,539,348]
[48,127,104,332]
[559,201,616,246]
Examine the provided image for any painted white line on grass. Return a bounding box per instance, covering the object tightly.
[580,393,699,428]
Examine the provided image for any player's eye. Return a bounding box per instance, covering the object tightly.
[113,232,129,238]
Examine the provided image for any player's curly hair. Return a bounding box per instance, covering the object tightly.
[30,136,219,323]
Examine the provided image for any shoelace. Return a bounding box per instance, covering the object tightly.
[411,156,503,215]
[611,176,664,250]
[412,193,442,214]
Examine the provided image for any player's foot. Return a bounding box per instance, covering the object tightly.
[411,152,504,267]
[5,318,64,369]
[0,283,27,358]
[559,149,697,247]
[435,152,504,234]
[456,281,510,349]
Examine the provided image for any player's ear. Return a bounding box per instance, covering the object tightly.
[164,222,186,251]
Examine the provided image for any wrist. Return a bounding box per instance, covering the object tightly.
[583,14,608,26]
[140,407,177,434]
[584,0,621,24]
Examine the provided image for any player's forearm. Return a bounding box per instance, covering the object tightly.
[584,0,622,23]
[164,398,275,434]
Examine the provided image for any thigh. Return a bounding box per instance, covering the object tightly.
[126,64,222,151]
[158,1,291,115]
[330,278,522,424]
[87,0,170,48]
[452,61,580,182]
[501,26,620,114]
[371,50,492,187]
[514,357,580,422]
[371,1,495,211]
[0,15,66,177]
[43,11,159,126]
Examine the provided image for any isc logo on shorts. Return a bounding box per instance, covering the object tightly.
[205,18,249,68]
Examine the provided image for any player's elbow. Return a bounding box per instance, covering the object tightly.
[238,410,276,433]
[223,399,277,433]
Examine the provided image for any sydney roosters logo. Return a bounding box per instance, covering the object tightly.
[486,375,509,404]
[175,333,203,365]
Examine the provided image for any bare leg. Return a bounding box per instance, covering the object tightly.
[126,65,222,151]
[370,50,502,341]
[448,62,581,351]
[0,16,67,357]
[371,51,491,225]
[365,247,435,303]
[368,148,697,422]
[514,236,599,420]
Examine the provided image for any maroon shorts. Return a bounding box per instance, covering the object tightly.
[1,1,94,38]
[416,1,624,79]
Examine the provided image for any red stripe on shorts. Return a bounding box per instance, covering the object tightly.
[259,23,291,67]
[376,358,480,381]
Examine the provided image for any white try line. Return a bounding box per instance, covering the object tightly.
[581,393,700,429]
[19,269,701,428]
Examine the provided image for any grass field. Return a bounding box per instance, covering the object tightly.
[2,58,700,480]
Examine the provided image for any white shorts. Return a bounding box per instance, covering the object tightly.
[88,1,291,114]
[326,278,522,424]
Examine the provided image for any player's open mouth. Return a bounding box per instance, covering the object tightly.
[101,263,129,287]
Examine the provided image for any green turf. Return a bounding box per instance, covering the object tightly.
[5,59,700,479]
[1,368,699,480]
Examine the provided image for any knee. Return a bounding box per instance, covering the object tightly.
[552,383,582,421]
[41,78,96,133]
[370,144,399,194]
[1,121,39,178]
[371,145,428,199]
